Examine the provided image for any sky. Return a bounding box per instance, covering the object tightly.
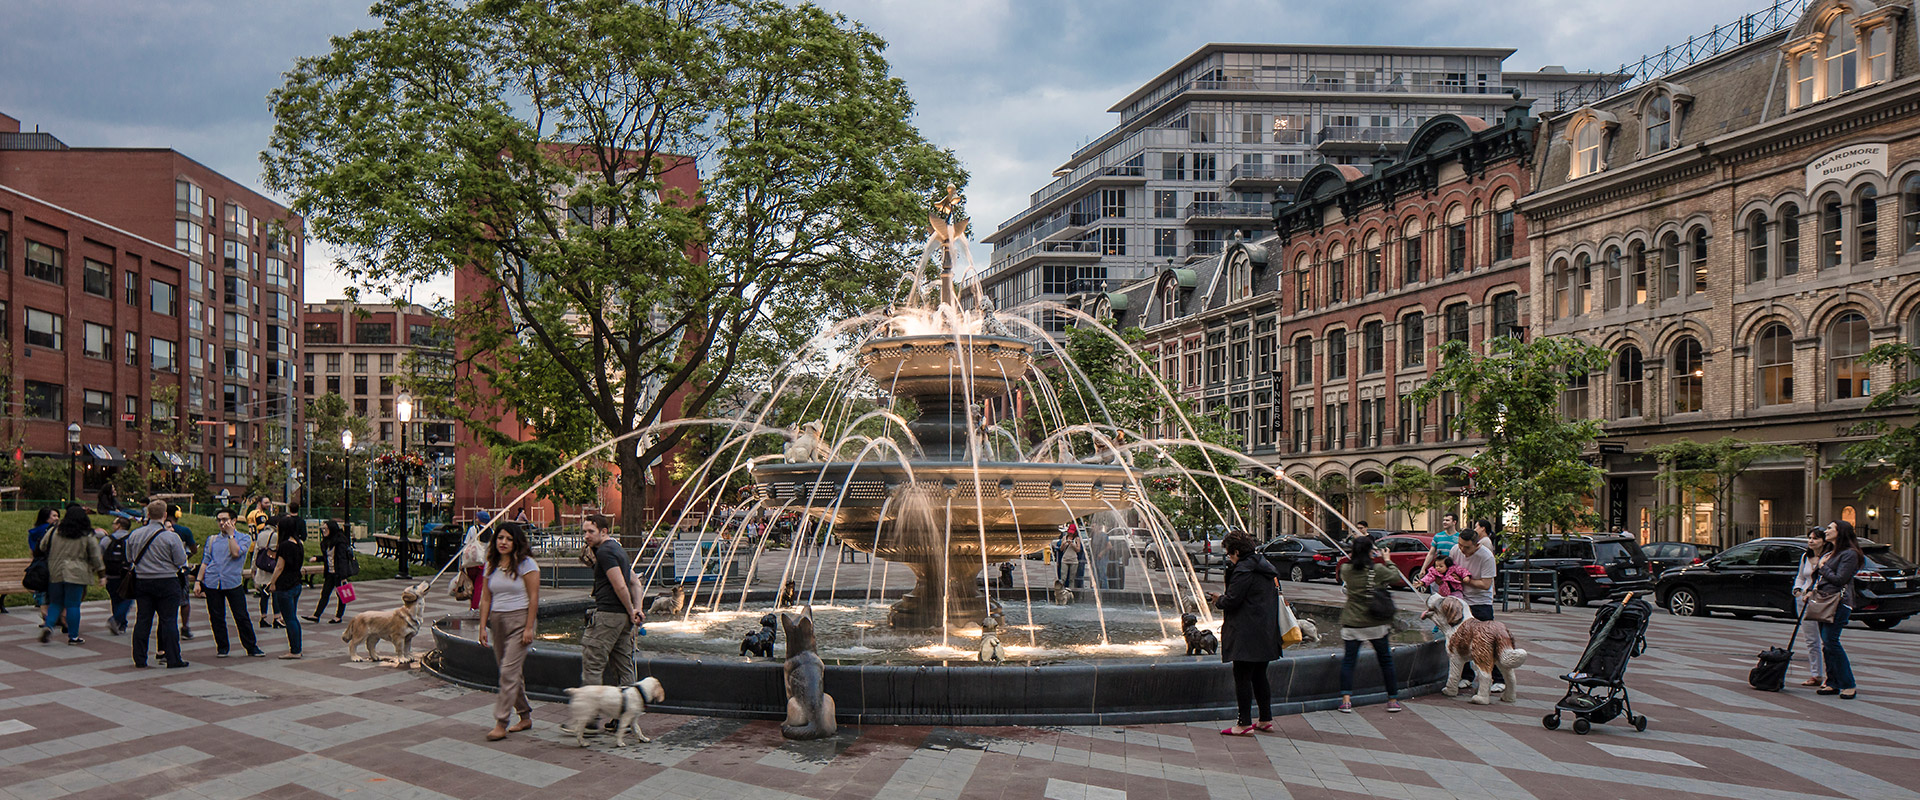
[0,0,1781,304]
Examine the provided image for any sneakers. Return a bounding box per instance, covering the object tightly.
[1386,699,1404,713]
[67,637,86,645]
[1337,699,1354,713]
[179,629,196,640]
[1491,682,1507,694]
[38,627,51,644]
[107,620,126,636]
[246,650,268,658]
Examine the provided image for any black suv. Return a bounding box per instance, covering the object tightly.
[1261,536,1342,583]
[1641,541,1722,578]
[1655,538,1920,629]
[1499,533,1653,607]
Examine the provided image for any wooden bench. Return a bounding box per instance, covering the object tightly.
[0,558,30,612]
[372,534,425,562]
[300,564,325,586]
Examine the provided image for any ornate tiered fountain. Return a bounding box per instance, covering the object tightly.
[749,188,1138,628]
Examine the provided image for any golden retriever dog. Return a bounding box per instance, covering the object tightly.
[342,580,430,666]
[1423,594,1528,705]
[564,677,666,747]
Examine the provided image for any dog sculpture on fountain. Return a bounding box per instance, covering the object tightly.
[780,607,836,740]
[740,613,778,658]
[1423,594,1528,705]
[977,616,1007,664]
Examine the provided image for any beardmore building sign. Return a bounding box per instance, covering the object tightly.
[1522,0,1920,557]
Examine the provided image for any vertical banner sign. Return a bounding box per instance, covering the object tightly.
[1608,477,1629,533]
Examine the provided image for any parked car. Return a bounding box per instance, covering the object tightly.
[1333,533,1435,586]
[1655,537,1920,629]
[1261,535,1343,583]
[1142,532,1224,570]
[1641,541,1722,577]
[1499,533,1653,607]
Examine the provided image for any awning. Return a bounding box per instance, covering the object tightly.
[82,444,127,468]
[150,451,191,469]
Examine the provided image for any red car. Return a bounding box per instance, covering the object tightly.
[1335,533,1435,587]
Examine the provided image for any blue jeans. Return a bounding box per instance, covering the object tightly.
[106,577,133,629]
[1340,636,1400,698]
[1819,605,1855,691]
[272,586,303,655]
[43,582,84,639]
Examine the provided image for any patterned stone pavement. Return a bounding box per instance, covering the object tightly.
[0,576,1916,799]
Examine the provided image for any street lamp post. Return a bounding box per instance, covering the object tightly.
[65,423,81,503]
[341,430,354,531]
[396,391,414,579]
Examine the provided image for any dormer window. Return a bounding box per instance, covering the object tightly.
[1161,277,1181,322]
[1646,94,1672,152]
[1786,3,1901,109]
[1826,10,1860,92]
[1564,108,1618,179]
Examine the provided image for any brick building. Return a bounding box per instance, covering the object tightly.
[1101,103,1538,538]
[301,299,455,491]
[0,111,302,497]
[1524,0,1920,556]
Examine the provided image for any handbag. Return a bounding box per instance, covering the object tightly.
[1277,600,1303,647]
[23,558,49,593]
[336,582,356,604]
[1364,564,1396,620]
[115,531,162,599]
[1803,588,1843,624]
[451,568,474,601]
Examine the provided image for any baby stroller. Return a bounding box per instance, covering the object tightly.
[1543,594,1653,735]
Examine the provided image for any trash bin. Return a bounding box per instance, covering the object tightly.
[1103,560,1126,590]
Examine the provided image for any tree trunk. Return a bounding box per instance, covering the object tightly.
[616,447,651,553]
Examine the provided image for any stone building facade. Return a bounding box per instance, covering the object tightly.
[1524,0,1920,556]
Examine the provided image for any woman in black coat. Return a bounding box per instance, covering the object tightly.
[1208,531,1281,735]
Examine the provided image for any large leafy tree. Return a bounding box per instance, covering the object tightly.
[1410,336,1611,572]
[1829,343,1920,488]
[265,0,964,537]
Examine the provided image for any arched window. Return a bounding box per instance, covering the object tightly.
[1671,337,1704,414]
[1327,244,1347,303]
[1756,323,1794,406]
[1161,277,1181,322]
[1615,346,1644,418]
[1659,233,1682,299]
[1445,205,1468,274]
[1781,203,1802,274]
[1646,93,1673,152]
[1573,119,1603,177]
[1747,210,1770,282]
[1820,194,1843,269]
[1688,227,1708,295]
[1856,185,1879,264]
[1628,242,1648,305]
[1363,231,1383,294]
[1603,246,1623,309]
[1401,218,1423,284]
[1552,258,1571,319]
[1575,253,1593,315]
[1904,175,1920,253]
[1830,311,1871,400]
[1293,255,1312,312]
[1825,10,1860,97]
[1227,256,1251,300]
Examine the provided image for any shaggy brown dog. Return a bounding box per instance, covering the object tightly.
[1423,594,1528,705]
[342,580,430,666]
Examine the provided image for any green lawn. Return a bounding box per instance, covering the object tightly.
[1,509,404,610]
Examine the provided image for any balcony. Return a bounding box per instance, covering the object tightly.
[1191,78,1509,97]
[979,239,1104,284]
[1314,126,1419,157]
[1226,162,1311,190]
[1184,201,1271,227]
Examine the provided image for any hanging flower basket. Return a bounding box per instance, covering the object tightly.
[374,451,430,481]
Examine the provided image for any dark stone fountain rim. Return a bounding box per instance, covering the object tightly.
[424,591,1448,726]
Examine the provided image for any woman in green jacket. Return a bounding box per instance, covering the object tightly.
[1337,533,1404,713]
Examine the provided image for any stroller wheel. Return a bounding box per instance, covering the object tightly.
[1572,718,1591,735]
[1542,713,1560,730]
[1632,714,1648,732]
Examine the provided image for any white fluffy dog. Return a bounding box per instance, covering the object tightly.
[1422,594,1528,705]
[563,677,666,747]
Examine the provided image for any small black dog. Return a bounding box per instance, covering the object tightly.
[741,613,778,658]
[1181,612,1218,656]
[778,580,799,608]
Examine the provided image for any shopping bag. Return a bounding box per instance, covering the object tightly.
[1278,600,1303,647]
[336,582,357,605]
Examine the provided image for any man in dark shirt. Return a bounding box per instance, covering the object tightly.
[561,513,642,736]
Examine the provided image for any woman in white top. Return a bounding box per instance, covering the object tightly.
[477,521,539,741]
[1792,529,1827,687]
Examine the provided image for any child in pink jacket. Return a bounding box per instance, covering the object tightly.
[1417,554,1470,597]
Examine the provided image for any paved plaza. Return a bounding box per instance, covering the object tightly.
[0,574,1915,800]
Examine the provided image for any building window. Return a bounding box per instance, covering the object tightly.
[308,322,339,344]
[83,322,111,360]
[1363,246,1382,294]
[1830,311,1871,400]
[1294,259,1312,311]
[134,332,145,366]
[1161,279,1181,322]
[82,259,111,297]
[355,322,393,344]
[1447,222,1467,274]
[1603,247,1623,309]
[1495,209,1515,261]
[354,353,368,373]
[1042,264,1071,294]
[1855,185,1878,263]
[1755,323,1794,406]
[23,380,62,420]
[150,280,179,316]
[1781,203,1801,274]
[1100,227,1126,256]
[1192,153,1217,182]
[1689,228,1708,295]
[1671,337,1703,413]
[1575,253,1593,315]
[1825,10,1860,97]
[1866,23,1891,84]
[1362,321,1384,373]
[1645,93,1673,152]
[1100,188,1127,218]
[1659,233,1682,299]
[24,308,62,350]
[1820,194,1843,269]
[1552,259,1570,318]
[24,241,63,284]
[1572,119,1603,177]
[1327,329,1348,381]
[1748,211,1770,282]
[1491,293,1519,340]
[1160,153,1184,181]
[1403,228,1423,283]
[1402,313,1425,367]
[1154,190,1177,219]
[1152,228,1177,258]
[1794,46,1816,107]
[1444,303,1469,345]
[81,390,112,428]
[1323,402,1339,450]
[1614,346,1644,418]
[1294,337,1313,385]
[1327,256,1345,303]
[1564,368,1591,419]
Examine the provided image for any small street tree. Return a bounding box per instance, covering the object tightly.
[1647,436,1803,547]
[1828,342,1920,488]
[1410,336,1611,608]
[1375,463,1455,532]
[265,0,964,539]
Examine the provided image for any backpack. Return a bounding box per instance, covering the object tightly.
[103,532,132,578]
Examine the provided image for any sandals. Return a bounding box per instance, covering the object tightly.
[1816,686,1839,695]
[1252,721,1274,732]
[1840,691,1858,700]
[1800,678,1824,687]
[1337,699,1354,713]
[1219,725,1255,736]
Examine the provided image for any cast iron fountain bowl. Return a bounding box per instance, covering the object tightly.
[857,333,1033,394]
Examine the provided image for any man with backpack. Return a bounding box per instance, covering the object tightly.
[101,517,137,635]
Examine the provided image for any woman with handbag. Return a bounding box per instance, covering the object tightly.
[1337,533,1404,714]
[305,520,353,624]
[39,506,105,645]
[1811,519,1863,699]
[1206,531,1281,736]
[1791,529,1827,687]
